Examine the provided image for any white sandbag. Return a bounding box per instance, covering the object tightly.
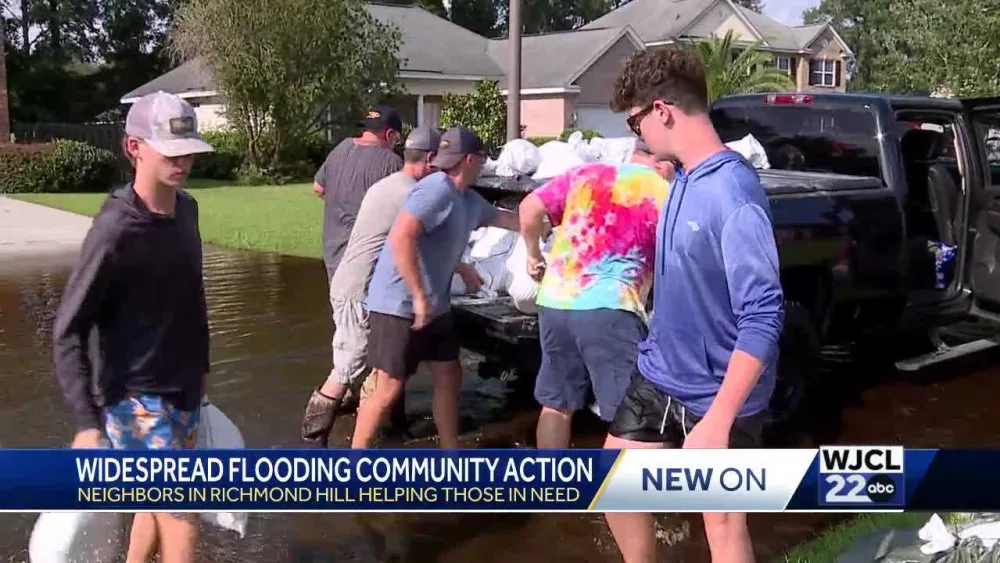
[196,399,248,538]
[29,438,127,563]
[505,237,541,314]
[491,139,542,177]
[532,141,586,180]
[504,231,555,314]
[591,136,639,165]
[451,227,518,296]
[29,511,126,563]
[725,134,770,169]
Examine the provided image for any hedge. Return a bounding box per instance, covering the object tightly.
[189,128,340,184]
[0,140,119,194]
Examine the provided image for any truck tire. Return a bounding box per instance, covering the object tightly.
[766,301,821,433]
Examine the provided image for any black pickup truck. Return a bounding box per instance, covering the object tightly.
[452,92,1000,426]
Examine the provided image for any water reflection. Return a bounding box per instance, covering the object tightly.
[3,247,999,561]
[0,247,532,562]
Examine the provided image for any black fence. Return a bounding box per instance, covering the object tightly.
[12,121,131,185]
[12,121,125,154]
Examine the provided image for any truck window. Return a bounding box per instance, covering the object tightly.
[973,114,1000,186]
[711,101,881,178]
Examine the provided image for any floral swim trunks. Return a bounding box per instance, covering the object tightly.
[104,394,200,450]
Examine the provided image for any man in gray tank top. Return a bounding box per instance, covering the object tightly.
[301,127,440,447]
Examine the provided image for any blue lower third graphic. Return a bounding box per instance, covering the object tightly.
[818,472,905,507]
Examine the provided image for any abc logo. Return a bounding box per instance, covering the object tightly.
[866,474,896,502]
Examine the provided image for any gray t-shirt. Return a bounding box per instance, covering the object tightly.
[329,171,416,301]
[365,171,498,319]
[316,139,402,278]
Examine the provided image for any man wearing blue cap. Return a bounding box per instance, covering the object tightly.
[353,125,519,449]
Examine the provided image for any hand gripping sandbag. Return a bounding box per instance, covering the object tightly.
[29,440,127,563]
[195,398,249,538]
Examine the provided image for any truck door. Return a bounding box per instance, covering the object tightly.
[961,98,1000,321]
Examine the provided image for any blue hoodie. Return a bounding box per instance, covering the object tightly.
[637,150,784,418]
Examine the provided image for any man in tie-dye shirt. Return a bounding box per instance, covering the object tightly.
[518,143,673,448]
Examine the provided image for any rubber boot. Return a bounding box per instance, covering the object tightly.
[301,389,340,447]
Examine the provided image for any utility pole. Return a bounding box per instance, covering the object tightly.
[506,0,522,141]
[0,35,10,142]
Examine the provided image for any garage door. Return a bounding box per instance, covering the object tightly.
[574,104,633,137]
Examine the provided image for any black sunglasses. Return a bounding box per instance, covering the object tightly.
[627,105,654,137]
[626,100,674,137]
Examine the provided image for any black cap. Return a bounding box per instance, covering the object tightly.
[360,105,403,132]
[431,126,487,170]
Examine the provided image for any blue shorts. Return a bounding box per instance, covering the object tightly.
[534,307,647,422]
[104,394,201,450]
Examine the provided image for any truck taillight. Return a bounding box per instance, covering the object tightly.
[764,94,815,104]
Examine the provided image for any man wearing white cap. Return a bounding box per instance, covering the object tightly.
[52,91,214,563]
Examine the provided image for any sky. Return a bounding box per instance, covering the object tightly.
[763,0,821,26]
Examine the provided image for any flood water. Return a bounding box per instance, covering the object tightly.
[2,247,1000,562]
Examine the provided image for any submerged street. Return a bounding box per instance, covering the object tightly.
[1,247,998,562]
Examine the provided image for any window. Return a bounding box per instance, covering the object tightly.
[774,56,793,75]
[970,112,1000,187]
[710,104,880,177]
[810,59,838,87]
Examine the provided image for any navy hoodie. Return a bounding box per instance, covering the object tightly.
[52,184,210,432]
[638,150,784,418]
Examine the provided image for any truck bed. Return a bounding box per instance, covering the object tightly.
[760,169,884,195]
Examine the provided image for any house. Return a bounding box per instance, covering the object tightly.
[121,1,852,138]
[583,0,854,95]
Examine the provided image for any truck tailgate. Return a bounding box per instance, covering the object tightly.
[451,295,539,344]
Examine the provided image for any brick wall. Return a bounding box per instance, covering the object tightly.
[0,39,9,142]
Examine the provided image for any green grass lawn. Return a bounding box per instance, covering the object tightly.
[11,179,324,258]
[780,512,933,562]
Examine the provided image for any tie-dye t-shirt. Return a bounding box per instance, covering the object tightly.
[533,162,670,317]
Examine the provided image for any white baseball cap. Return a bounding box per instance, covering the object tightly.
[125,91,214,157]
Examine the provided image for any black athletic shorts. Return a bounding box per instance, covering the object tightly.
[608,373,765,447]
[367,311,460,378]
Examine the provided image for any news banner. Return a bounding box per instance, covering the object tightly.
[2,446,999,512]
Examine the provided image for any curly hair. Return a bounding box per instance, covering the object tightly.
[611,48,709,115]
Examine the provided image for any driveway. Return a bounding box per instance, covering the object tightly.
[0,197,91,274]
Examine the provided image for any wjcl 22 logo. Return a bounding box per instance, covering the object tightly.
[817,446,905,507]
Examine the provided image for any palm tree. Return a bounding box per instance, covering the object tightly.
[690,30,796,104]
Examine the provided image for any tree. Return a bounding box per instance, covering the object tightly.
[440,80,506,151]
[690,31,795,103]
[171,0,402,169]
[449,0,503,37]
[805,0,1000,96]
[732,0,764,12]
[802,0,893,92]
[449,0,629,37]
[871,0,1000,96]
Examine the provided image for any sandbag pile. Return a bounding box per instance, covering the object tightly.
[481,131,771,183]
[450,226,554,314]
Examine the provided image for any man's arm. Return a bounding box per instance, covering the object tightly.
[702,203,784,430]
[389,181,453,305]
[388,211,428,304]
[454,262,483,294]
[518,193,548,260]
[52,219,117,439]
[487,208,520,231]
